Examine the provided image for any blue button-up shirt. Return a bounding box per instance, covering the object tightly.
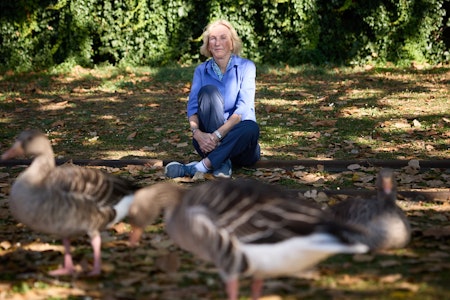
[187,55,256,122]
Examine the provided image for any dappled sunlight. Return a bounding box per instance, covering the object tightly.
[37,100,73,111]
[0,65,448,163]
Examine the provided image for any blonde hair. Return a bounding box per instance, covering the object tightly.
[200,20,243,57]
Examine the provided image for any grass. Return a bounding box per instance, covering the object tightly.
[0,64,449,299]
[1,64,449,162]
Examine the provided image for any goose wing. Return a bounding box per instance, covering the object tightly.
[39,165,139,234]
[47,164,138,206]
[167,179,364,280]
[183,179,339,243]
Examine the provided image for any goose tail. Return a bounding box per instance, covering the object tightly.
[108,194,135,227]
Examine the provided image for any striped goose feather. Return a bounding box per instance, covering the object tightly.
[329,168,411,251]
[2,129,139,276]
[129,179,368,300]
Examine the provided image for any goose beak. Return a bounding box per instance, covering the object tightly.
[381,178,393,194]
[1,141,24,160]
[129,226,144,247]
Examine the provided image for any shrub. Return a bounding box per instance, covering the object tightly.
[0,0,448,71]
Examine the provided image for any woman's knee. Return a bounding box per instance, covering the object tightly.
[198,85,220,97]
[239,120,260,138]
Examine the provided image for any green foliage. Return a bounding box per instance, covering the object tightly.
[0,0,448,71]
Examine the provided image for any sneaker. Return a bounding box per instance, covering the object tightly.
[165,161,199,178]
[213,159,232,178]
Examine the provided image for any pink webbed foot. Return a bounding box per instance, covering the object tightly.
[48,267,75,276]
[88,234,102,276]
[49,238,75,276]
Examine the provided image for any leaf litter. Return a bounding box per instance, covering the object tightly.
[0,162,449,299]
[0,66,449,299]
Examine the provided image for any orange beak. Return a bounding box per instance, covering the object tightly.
[1,141,24,160]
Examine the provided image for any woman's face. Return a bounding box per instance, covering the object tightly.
[208,24,233,60]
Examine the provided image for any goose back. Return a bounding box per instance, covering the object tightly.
[10,164,138,238]
[330,168,411,250]
[5,130,139,239]
[166,179,367,279]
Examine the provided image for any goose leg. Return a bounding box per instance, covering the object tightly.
[129,226,144,247]
[251,278,264,300]
[48,238,74,276]
[88,234,102,276]
[226,278,239,300]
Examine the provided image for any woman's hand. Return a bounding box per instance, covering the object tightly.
[194,130,219,154]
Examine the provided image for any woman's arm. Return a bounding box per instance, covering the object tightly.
[189,114,218,154]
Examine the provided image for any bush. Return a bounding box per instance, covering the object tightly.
[0,0,448,71]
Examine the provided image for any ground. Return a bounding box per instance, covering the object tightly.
[0,64,449,299]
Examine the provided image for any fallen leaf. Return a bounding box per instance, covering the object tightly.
[176,142,188,148]
[311,120,337,127]
[0,240,11,250]
[120,272,148,286]
[396,282,420,292]
[147,103,160,108]
[127,131,138,140]
[380,273,402,283]
[51,120,65,127]
[304,189,318,199]
[353,254,375,262]
[141,146,156,151]
[112,222,130,234]
[422,225,450,237]
[315,192,329,202]
[155,252,180,273]
[347,164,361,170]
[408,159,420,170]
[379,260,401,268]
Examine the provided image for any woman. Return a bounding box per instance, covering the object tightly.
[165,20,261,178]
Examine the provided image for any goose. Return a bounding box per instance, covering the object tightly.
[329,168,411,251]
[128,179,369,300]
[1,129,140,276]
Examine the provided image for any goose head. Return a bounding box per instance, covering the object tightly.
[2,129,53,160]
[376,168,397,199]
[128,182,186,246]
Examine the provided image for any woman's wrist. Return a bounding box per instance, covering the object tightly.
[213,130,222,141]
[191,127,198,135]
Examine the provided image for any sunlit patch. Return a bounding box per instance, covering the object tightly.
[99,115,116,120]
[37,99,72,111]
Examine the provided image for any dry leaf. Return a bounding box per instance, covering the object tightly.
[155,252,180,273]
[315,192,329,202]
[176,142,188,148]
[0,240,12,250]
[147,103,160,108]
[379,260,401,268]
[408,159,420,169]
[380,273,402,283]
[396,282,420,292]
[311,120,337,127]
[120,272,148,287]
[112,222,130,234]
[347,164,361,170]
[412,119,421,128]
[304,189,318,199]
[141,146,155,151]
[353,254,375,262]
[127,131,138,140]
[422,225,450,237]
[51,120,65,127]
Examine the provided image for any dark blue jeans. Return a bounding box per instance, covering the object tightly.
[193,85,261,169]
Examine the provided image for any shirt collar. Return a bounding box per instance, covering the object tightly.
[211,55,234,81]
